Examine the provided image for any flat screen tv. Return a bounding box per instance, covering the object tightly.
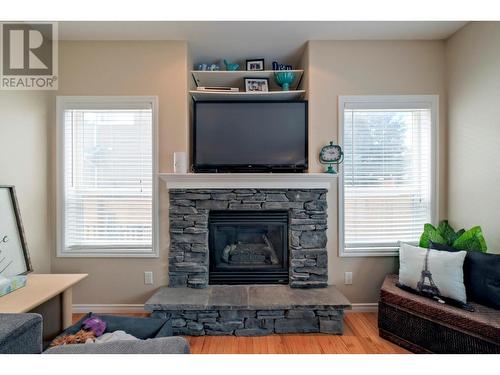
[193,101,308,173]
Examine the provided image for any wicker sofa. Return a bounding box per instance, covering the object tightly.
[378,274,500,354]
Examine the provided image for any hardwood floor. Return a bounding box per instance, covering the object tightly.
[72,312,409,354]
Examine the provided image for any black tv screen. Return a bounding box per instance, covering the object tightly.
[193,101,308,172]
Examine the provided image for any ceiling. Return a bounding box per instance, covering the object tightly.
[59,21,467,67]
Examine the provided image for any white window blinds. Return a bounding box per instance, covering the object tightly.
[340,97,436,256]
[59,98,155,256]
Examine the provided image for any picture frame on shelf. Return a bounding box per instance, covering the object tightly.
[0,186,32,277]
[244,77,269,92]
[246,59,265,71]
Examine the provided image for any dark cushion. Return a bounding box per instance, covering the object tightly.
[55,313,172,341]
[429,241,500,309]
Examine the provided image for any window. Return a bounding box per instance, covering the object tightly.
[339,96,437,257]
[57,97,158,257]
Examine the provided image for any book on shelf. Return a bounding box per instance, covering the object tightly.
[196,86,239,92]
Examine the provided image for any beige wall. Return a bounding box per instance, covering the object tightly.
[0,92,53,273]
[1,38,452,305]
[50,41,189,303]
[307,40,447,302]
[446,22,500,253]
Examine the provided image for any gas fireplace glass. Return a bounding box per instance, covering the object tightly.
[208,210,289,285]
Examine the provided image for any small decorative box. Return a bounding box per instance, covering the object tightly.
[0,275,28,297]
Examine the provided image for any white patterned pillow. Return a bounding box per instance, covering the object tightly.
[398,243,467,304]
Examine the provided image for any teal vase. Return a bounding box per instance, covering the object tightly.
[274,72,296,91]
[224,59,239,71]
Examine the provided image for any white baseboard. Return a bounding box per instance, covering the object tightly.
[346,303,379,313]
[73,303,378,314]
[72,304,146,314]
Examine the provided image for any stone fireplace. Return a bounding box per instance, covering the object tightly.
[168,188,328,288]
[144,174,351,336]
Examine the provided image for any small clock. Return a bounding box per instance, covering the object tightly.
[319,141,344,174]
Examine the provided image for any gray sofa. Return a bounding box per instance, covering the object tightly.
[0,313,190,354]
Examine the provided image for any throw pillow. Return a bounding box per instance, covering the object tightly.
[398,242,468,306]
[429,241,500,310]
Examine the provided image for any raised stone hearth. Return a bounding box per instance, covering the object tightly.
[145,285,350,336]
[169,188,328,288]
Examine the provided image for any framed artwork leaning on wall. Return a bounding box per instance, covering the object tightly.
[0,185,32,277]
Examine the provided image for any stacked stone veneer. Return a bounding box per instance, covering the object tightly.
[168,188,328,288]
[151,308,343,336]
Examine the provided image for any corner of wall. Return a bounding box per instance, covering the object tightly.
[186,42,194,168]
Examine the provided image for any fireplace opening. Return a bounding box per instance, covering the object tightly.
[208,210,289,285]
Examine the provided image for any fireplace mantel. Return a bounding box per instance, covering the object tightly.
[158,173,337,189]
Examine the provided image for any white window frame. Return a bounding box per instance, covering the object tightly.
[338,95,439,257]
[56,96,159,258]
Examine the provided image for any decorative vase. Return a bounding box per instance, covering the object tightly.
[274,71,296,91]
[224,59,239,71]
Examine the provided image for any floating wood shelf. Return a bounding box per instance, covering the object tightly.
[189,89,305,101]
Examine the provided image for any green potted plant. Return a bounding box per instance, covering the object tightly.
[419,220,488,252]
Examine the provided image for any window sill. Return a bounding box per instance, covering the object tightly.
[339,248,400,257]
[57,249,159,258]
[339,251,399,258]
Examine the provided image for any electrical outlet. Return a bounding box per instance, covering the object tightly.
[344,272,353,285]
[144,271,154,285]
